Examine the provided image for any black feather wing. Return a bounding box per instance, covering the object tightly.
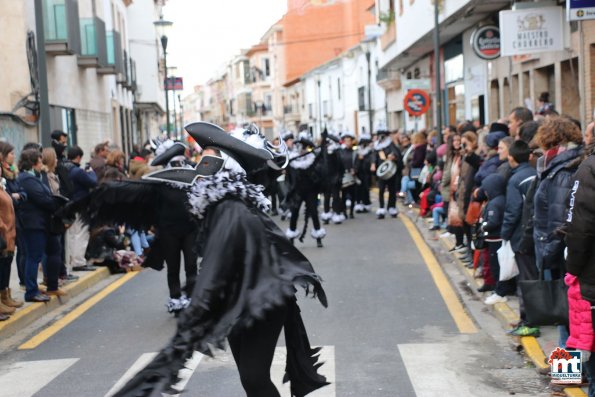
[82,180,164,229]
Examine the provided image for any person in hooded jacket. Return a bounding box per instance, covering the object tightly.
[533,117,584,348]
[474,127,507,187]
[565,140,595,397]
[477,174,516,305]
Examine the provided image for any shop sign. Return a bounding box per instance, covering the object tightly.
[471,25,501,60]
[402,79,431,91]
[403,89,431,117]
[165,77,183,91]
[500,6,565,56]
[568,0,595,21]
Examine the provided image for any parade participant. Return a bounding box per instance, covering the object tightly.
[279,131,296,221]
[354,133,373,213]
[145,141,199,314]
[320,132,344,225]
[372,130,402,219]
[111,122,328,397]
[338,131,358,219]
[285,131,326,247]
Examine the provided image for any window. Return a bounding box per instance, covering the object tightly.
[308,103,314,119]
[264,94,272,112]
[358,86,366,111]
[322,100,329,116]
[337,78,341,99]
[263,58,270,77]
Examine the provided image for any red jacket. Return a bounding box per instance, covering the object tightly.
[566,273,595,352]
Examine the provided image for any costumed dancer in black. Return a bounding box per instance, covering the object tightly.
[373,130,402,219]
[338,131,358,219]
[354,134,373,213]
[320,132,344,225]
[106,122,328,397]
[279,132,296,221]
[148,141,200,314]
[285,131,326,248]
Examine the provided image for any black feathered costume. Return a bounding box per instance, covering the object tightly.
[86,122,329,397]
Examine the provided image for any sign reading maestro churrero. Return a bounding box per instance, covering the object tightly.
[499,6,566,57]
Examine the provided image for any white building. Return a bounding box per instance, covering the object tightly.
[302,42,386,141]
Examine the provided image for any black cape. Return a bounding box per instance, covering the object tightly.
[113,198,328,397]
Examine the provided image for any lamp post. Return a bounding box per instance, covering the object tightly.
[433,0,443,144]
[168,66,178,138]
[154,15,173,137]
[178,93,184,138]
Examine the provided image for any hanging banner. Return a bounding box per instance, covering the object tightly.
[471,25,501,60]
[499,6,566,56]
[568,0,595,21]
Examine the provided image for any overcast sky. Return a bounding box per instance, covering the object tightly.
[162,0,287,97]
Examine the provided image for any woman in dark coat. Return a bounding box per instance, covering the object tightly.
[16,149,63,302]
[93,122,328,397]
[533,117,583,349]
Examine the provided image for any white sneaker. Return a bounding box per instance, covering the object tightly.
[166,298,184,313]
[484,293,507,305]
[180,294,191,309]
[439,231,452,238]
[346,199,352,208]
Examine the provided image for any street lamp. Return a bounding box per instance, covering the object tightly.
[168,66,178,138]
[154,15,173,136]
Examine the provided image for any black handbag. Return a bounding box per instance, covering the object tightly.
[519,270,569,326]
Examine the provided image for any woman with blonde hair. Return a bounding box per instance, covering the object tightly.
[42,147,60,195]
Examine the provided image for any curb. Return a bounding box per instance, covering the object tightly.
[400,206,587,397]
[0,267,111,339]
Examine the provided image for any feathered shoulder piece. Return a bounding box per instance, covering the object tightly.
[181,171,270,219]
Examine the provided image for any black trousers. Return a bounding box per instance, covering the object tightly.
[290,192,321,231]
[323,185,341,214]
[0,255,13,290]
[228,304,288,397]
[514,252,538,322]
[340,185,356,216]
[160,229,199,299]
[378,176,397,209]
[356,176,371,206]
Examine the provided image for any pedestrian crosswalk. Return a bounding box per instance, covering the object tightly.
[0,346,335,397]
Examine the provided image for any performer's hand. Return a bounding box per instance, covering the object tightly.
[370,164,376,172]
[387,154,396,161]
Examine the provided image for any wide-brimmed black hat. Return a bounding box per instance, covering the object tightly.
[151,142,187,166]
[185,122,273,173]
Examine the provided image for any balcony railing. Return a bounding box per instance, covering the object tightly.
[376,68,401,90]
[77,17,107,68]
[98,30,123,75]
[43,0,81,55]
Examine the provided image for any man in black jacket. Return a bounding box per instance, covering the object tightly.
[501,140,538,335]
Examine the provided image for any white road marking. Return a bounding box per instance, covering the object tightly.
[271,346,336,397]
[0,358,79,397]
[104,353,158,397]
[170,351,204,395]
[399,343,504,396]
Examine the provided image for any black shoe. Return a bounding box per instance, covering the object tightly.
[448,244,465,252]
[429,225,441,231]
[377,214,385,219]
[477,284,495,293]
[349,213,355,219]
[26,294,50,303]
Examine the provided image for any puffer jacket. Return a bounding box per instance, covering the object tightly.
[565,152,595,302]
[479,173,506,240]
[501,163,537,252]
[565,274,595,352]
[474,152,502,187]
[533,146,582,270]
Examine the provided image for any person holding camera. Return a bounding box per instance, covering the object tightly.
[64,145,97,273]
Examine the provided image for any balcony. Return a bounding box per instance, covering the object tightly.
[380,21,396,51]
[43,0,81,55]
[376,68,401,91]
[97,31,123,75]
[77,17,107,68]
[117,50,136,89]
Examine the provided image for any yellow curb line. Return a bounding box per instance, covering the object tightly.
[521,336,549,369]
[565,387,588,397]
[400,215,478,334]
[0,268,110,336]
[19,271,139,350]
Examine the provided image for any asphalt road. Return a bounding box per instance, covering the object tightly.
[0,208,549,397]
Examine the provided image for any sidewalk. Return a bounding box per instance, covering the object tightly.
[400,205,588,397]
[0,260,114,340]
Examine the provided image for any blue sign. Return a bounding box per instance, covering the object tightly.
[568,0,595,20]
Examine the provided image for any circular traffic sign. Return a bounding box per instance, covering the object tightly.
[404,89,431,117]
[471,25,500,60]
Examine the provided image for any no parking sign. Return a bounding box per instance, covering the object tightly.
[404,89,431,117]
